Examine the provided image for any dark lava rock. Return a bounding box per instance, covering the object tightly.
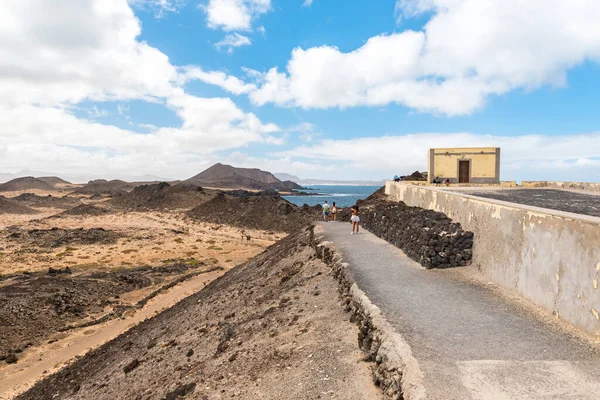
[48,267,72,275]
[349,197,474,269]
[5,353,18,364]
[123,359,140,374]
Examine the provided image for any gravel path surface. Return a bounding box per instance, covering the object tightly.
[320,221,600,399]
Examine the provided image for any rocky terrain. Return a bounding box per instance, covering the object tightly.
[5,227,123,249]
[0,177,55,193]
[188,193,321,233]
[0,197,38,215]
[0,263,220,364]
[73,180,137,195]
[111,182,211,211]
[11,193,81,209]
[0,169,383,399]
[400,171,427,181]
[16,227,382,400]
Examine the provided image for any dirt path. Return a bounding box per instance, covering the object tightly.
[0,268,225,399]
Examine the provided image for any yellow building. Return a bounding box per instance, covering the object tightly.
[428,147,500,184]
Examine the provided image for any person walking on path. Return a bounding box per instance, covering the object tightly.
[331,202,338,222]
[322,201,330,222]
[350,205,360,234]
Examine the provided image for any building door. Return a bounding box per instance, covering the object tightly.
[458,160,470,183]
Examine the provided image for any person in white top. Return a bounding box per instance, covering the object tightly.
[350,205,360,234]
[322,201,330,222]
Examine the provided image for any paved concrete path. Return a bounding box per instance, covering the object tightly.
[319,222,600,400]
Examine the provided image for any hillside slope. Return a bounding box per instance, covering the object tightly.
[188,193,320,233]
[17,228,382,400]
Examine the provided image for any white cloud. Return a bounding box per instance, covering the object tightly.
[214,33,252,53]
[285,122,317,142]
[248,0,600,115]
[302,0,313,7]
[201,0,271,32]
[274,132,600,181]
[180,66,257,95]
[0,0,282,179]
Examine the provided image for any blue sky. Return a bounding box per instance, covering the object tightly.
[1,0,600,182]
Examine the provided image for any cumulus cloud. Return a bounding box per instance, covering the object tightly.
[214,33,252,53]
[302,0,313,7]
[0,0,281,179]
[248,0,600,115]
[274,132,600,181]
[201,0,271,32]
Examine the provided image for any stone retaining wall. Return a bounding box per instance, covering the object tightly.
[312,226,426,400]
[385,182,600,339]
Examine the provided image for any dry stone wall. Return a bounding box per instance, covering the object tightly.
[358,202,474,269]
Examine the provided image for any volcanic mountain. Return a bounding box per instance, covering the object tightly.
[184,163,303,191]
[36,176,72,187]
[0,177,55,192]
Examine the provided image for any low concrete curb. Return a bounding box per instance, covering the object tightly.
[312,226,426,400]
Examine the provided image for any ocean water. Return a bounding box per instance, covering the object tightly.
[283,185,381,208]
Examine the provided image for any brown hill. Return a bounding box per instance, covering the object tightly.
[0,196,39,214]
[185,163,303,191]
[36,176,72,187]
[111,182,212,211]
[0,177,55,192]
[188,192,320,233]
[74,179,136,195]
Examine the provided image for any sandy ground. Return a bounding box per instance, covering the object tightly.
[1,201,282,398]
[0,269,225,399]
[0,189,77,198]
[1,211,280,276]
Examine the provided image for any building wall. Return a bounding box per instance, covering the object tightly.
[429,147,500,184]
[385,181,600,339]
